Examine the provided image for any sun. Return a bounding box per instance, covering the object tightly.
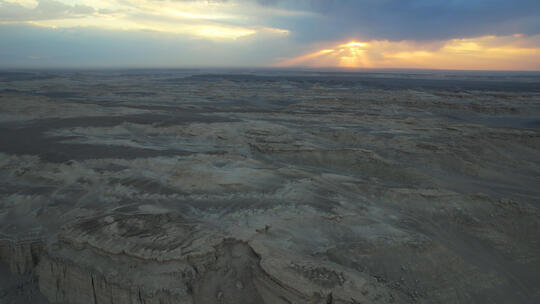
[338,41,370,68]
[274,40,372,68]
[340,41,368,48]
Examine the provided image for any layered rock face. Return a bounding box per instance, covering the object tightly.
[1,70,540,303]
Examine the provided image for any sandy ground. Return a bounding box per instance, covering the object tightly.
[1,70,539,303]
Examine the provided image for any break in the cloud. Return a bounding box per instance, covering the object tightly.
[0,0,540,69]
[275,35,540,70]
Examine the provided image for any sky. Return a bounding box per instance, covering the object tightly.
[1,0,540,70]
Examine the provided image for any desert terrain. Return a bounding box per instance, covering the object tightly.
[1,70,539,303]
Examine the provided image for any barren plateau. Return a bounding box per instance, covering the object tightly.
[1,70,539,303]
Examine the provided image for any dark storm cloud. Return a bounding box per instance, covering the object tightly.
[255,0,540,41]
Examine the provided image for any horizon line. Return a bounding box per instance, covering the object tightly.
[2,66,540,73]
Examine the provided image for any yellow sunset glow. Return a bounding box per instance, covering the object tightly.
[340,42,368,48]
[0,0,279,40]
[275,35,540,70]
[2,0,540,69]
[196,26,256,40]
[276,49,338,67]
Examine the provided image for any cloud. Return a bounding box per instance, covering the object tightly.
[1,0,539,69]
[254,0,540,41]
[0,24,300,68]
[0,0,95,21]
[274,34,540,70]
[1,0,539,42]
[0,0,271,40]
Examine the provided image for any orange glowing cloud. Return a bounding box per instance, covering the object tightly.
[275,35,540,70]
